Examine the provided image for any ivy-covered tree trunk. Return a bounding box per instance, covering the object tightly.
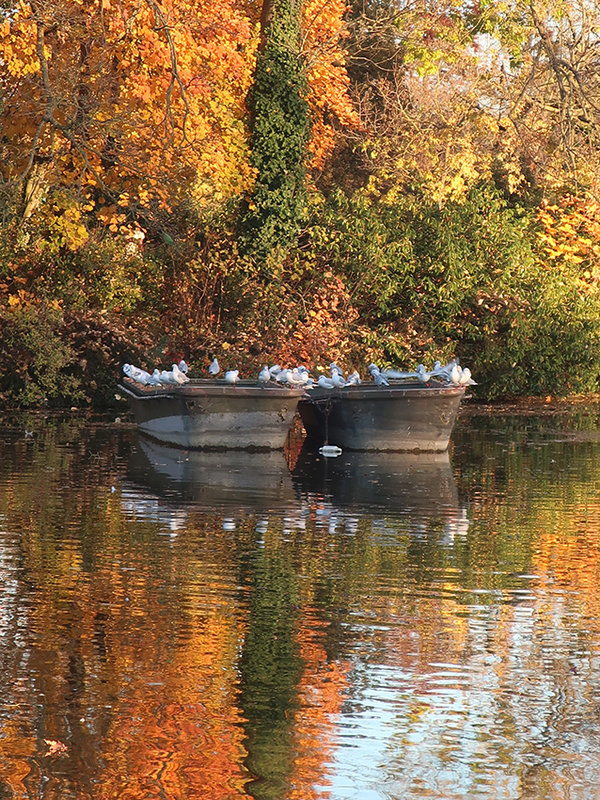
[239,0,311,271]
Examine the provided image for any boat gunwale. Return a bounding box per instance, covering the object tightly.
[119,377,307,400]
[302,382,466,402]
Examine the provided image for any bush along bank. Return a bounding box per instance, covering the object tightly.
[2,183,600,410]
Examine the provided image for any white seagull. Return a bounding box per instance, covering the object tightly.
[172,363,190,384]
[458,367,477,385]
[158,369,178,385]
[258,365,271,384]
[178,359,189,374]
[416,364,432,382]
[225,370,240,384]
[330,370,346,388]
[367,364,389,386]
[123,364,153,385]
[209,358,220,377]
[317,375,335,389]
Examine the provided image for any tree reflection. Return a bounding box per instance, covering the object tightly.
[2,413,600,798]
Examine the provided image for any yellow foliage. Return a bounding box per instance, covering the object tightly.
[0,0,258,231]
[536,196,600,291]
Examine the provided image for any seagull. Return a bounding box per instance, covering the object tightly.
[123,364,153,385]
[317,375,335,389]
[275,368,291,383]
[346,371,361,385]
[382,369,418,380]
[330,370,346,388]
[269,365,281,378]
[367,364,389,386]
[172,363,190,384]
[416,364,432,382]
[451,364,462,385]
[287,369,308,386]
[158,369,178,385]
[372,371,390,386]
[458,367,477,385]
[148,369,162,385]
[330,362,345,379]
[178,359,189,374]
[208,358,220,377]
[225,370,239,384]
[258,365,270,384]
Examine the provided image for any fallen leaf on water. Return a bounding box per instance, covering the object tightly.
[44,739,68,756]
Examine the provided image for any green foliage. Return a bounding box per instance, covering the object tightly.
[305,183,600,398]
[239,0,311,270]
[0,300,82,408]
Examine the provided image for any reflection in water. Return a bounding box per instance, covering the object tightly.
[3,411,600,798]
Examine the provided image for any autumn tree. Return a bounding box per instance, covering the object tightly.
[0,0,257,249]
[344,0,600,202]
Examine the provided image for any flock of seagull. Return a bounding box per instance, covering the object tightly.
[122,360,190,386]
[123,357,476,389]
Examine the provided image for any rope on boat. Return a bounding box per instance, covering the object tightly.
[308,395,334,445]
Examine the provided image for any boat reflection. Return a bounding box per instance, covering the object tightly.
[292,446,456,509]
[124,435,470,542]
[125,434,297,511]
[292,444,469,541]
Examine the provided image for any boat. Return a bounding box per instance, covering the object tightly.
[298,381,466,452]
[119,377,305,450]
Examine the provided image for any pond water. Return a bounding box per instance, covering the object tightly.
[2,405,600,799]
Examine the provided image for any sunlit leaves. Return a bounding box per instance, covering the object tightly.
[0,0,257,236]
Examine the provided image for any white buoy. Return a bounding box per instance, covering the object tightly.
[319,445,343,457]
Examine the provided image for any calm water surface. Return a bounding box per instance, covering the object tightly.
[2,405,600,799]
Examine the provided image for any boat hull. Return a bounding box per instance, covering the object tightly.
[298,383,465,452]
[119,378,305,450]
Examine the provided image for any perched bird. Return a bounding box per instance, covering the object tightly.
[346,371,361,386]
[317,375,335,389]
[178,359,189,374]
[258,365,271,384]
[172,363,190,384]
[416,364,432,383]
[158,369,178,385]
[367,363,389,386]
[123,363,153,385]
[429,358,460,383]
[382,369,418,380]
[458,367,477,385]
[287,369,308,387]
[330,362,345,379]
[225,370,239,384]
[269,365,281,378]
[330,370,346,388]
[148,369,163,385]
[372,371,390,386]
[451,364,462,385]
[208,358,220,377]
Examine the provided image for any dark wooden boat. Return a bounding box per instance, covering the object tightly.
[119,377,305,450]
[298,381,466,452]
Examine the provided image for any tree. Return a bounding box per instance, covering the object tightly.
[0,0,256,245]
[343,0,600,202]
[239,0,312,267]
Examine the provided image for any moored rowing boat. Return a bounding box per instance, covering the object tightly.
[119,377,305,450]
[298,381,465,452]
